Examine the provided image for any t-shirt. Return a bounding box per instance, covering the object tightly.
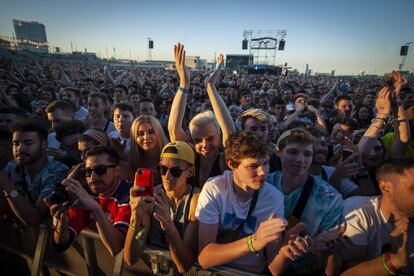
[108,130,131,156]
[52,180,132,252]
[196,170,284,272]
[266,171,344,237]
[47,132,60,149]
[312,165,358,197]
[3,156,68,203]
[343,196,414,273]
[75,106,89,122]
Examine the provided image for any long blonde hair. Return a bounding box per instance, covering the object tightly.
[130,115,169,170]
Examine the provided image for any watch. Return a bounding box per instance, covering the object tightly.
[6,190,18,199]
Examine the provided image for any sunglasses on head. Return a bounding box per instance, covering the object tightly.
[81,164,117,177]
[157,165,188,178]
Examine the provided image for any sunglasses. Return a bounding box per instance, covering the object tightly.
[157,165,188,178]
[81,164,117,177]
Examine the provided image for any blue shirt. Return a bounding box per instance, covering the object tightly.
[3,156,69,203]
[266,171,344,237]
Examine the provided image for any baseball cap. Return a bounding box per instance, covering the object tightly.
[160,141,195,165]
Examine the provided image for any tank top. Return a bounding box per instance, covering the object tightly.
[148,185,199,249]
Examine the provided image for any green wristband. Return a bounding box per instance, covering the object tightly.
[178,87,190,94]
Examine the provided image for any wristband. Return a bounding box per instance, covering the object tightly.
[129,224,145,242]
[247,235,261,256]
[385,252,399,274]
[381,253,397,275]
[178,87,190,94]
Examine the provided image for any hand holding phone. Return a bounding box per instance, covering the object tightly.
[134,168,154,197]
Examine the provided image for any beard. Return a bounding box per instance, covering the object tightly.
[15,148,43,166]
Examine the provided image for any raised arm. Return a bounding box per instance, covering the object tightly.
[204,54,236,145]
[390,72,410,158]
[168,43,190,142]
[358,87,391,156]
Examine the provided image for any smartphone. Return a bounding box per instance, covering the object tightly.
[342,149,354,161]
[134,168,154,197]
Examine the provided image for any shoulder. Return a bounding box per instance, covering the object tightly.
[261,182,284,201]
[265,171,282,188]
[344,196,379,217]
[312,176,342,200]
[203,170,232,193]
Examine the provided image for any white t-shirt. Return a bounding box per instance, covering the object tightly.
[343,196,414,272]
[196,170,285,272]
[317,165,358,196]
[108,130,131,156]
[74,106,89,122]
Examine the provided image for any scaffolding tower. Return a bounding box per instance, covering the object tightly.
[243,30,287,65]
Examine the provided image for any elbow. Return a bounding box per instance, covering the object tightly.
[123,254,137,267]
[198,254,214,270]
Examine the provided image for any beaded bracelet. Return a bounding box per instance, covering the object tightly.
[385,252,399,275]
[178,87,190,94]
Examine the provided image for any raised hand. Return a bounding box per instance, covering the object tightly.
[252,213,287,251]
[375,86,392,117]
[153,189,175,232]
[310,225,347,254]
[129,186,154,219]
[204,54,224,87]
[174,43,190,89]
[392,71,408,98]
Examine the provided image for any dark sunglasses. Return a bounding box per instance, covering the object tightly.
[158,165,188,178]
[81,164,117,177]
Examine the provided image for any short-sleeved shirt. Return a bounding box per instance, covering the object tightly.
[75,106,89,122]
[68,180,132,236]
[3,156,69,203]
[266,171,344,237]
[196,170,284,272]
[343,196,414,273]
[312,165,358,197]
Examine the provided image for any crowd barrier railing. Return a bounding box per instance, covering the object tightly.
[0,219,262,276]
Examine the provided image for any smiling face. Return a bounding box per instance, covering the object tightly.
[136,122,159,151]
[191,122,220,158]
[312,136,328,165]
[279,143,313,177]
[12,131,46,166]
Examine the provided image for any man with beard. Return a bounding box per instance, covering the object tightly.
[46,146,131,256]
[108,103,134,156]
[0,119,68,225]
[45,100,75,151]
[339,157,414,275]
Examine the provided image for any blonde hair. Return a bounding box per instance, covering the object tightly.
[130,115,169,170]
[189,110,221,139]
[240,108,271,129]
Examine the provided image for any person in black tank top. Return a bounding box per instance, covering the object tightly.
[124,141,200,273]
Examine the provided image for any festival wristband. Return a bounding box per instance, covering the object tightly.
[178,87,190,94]
[381,253,397,275]
[247,235,260,256]
[385,252,399,274]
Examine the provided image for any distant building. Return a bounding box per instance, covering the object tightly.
[13,19,48,53]
[185,56,205,70]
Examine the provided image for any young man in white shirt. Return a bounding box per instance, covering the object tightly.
[196,131,311,274]
[340,157,414,275]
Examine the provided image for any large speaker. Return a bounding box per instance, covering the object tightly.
[242,39,248,50]
[149,40,154,49]
[278,40,285,50]
[400,45,408,56]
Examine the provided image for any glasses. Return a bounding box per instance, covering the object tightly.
[157,165,188,178]
[81,164,117,177]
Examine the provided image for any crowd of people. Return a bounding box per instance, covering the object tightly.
[0,43,413,275]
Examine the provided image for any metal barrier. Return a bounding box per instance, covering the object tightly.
[0,219,262,276]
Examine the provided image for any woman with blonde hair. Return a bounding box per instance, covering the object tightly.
[130,115,169,184]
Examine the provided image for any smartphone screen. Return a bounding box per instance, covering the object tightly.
[134,168,154,197]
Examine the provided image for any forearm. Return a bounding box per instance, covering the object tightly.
[391,106,410,157]
[341,256,395,276]
[315,114,327,130]
[168,90,188,142]
[284,111,300,128]
[358,120,384,155]
[206,83,236,144]
[92,207,124,256]
[166,226,196,272]
[268,252,291,275]
[198,237,250,269]
[53,217,71,246]
[123,214,150,266]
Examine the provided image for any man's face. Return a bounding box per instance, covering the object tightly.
[191,122,220,158]
[279,143,313,177]
[330,123,351,145]
[282,89,293,101]
[139,102,157,117]
[229,88,238,99]
[259,98,269,110]
[12,131,45,166]
[389,168,414,218]
[362,94,375,106]
[47,109,73,130]
[240,94,251,107]
[362,139,383,168]
[61,90,78,106]
[159,157,193,192]
[244,118,269,144]
[60,133,81,161]
[85,153,119,194]
[0,114,21,128]
[231,156,269,191]
[113,108,134,136]
[228,105,240,121]
[272,105,286,119]
[313,136,328,165]
[335,99,352,118]
[88,97,105,118]
[114,88,127,101]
